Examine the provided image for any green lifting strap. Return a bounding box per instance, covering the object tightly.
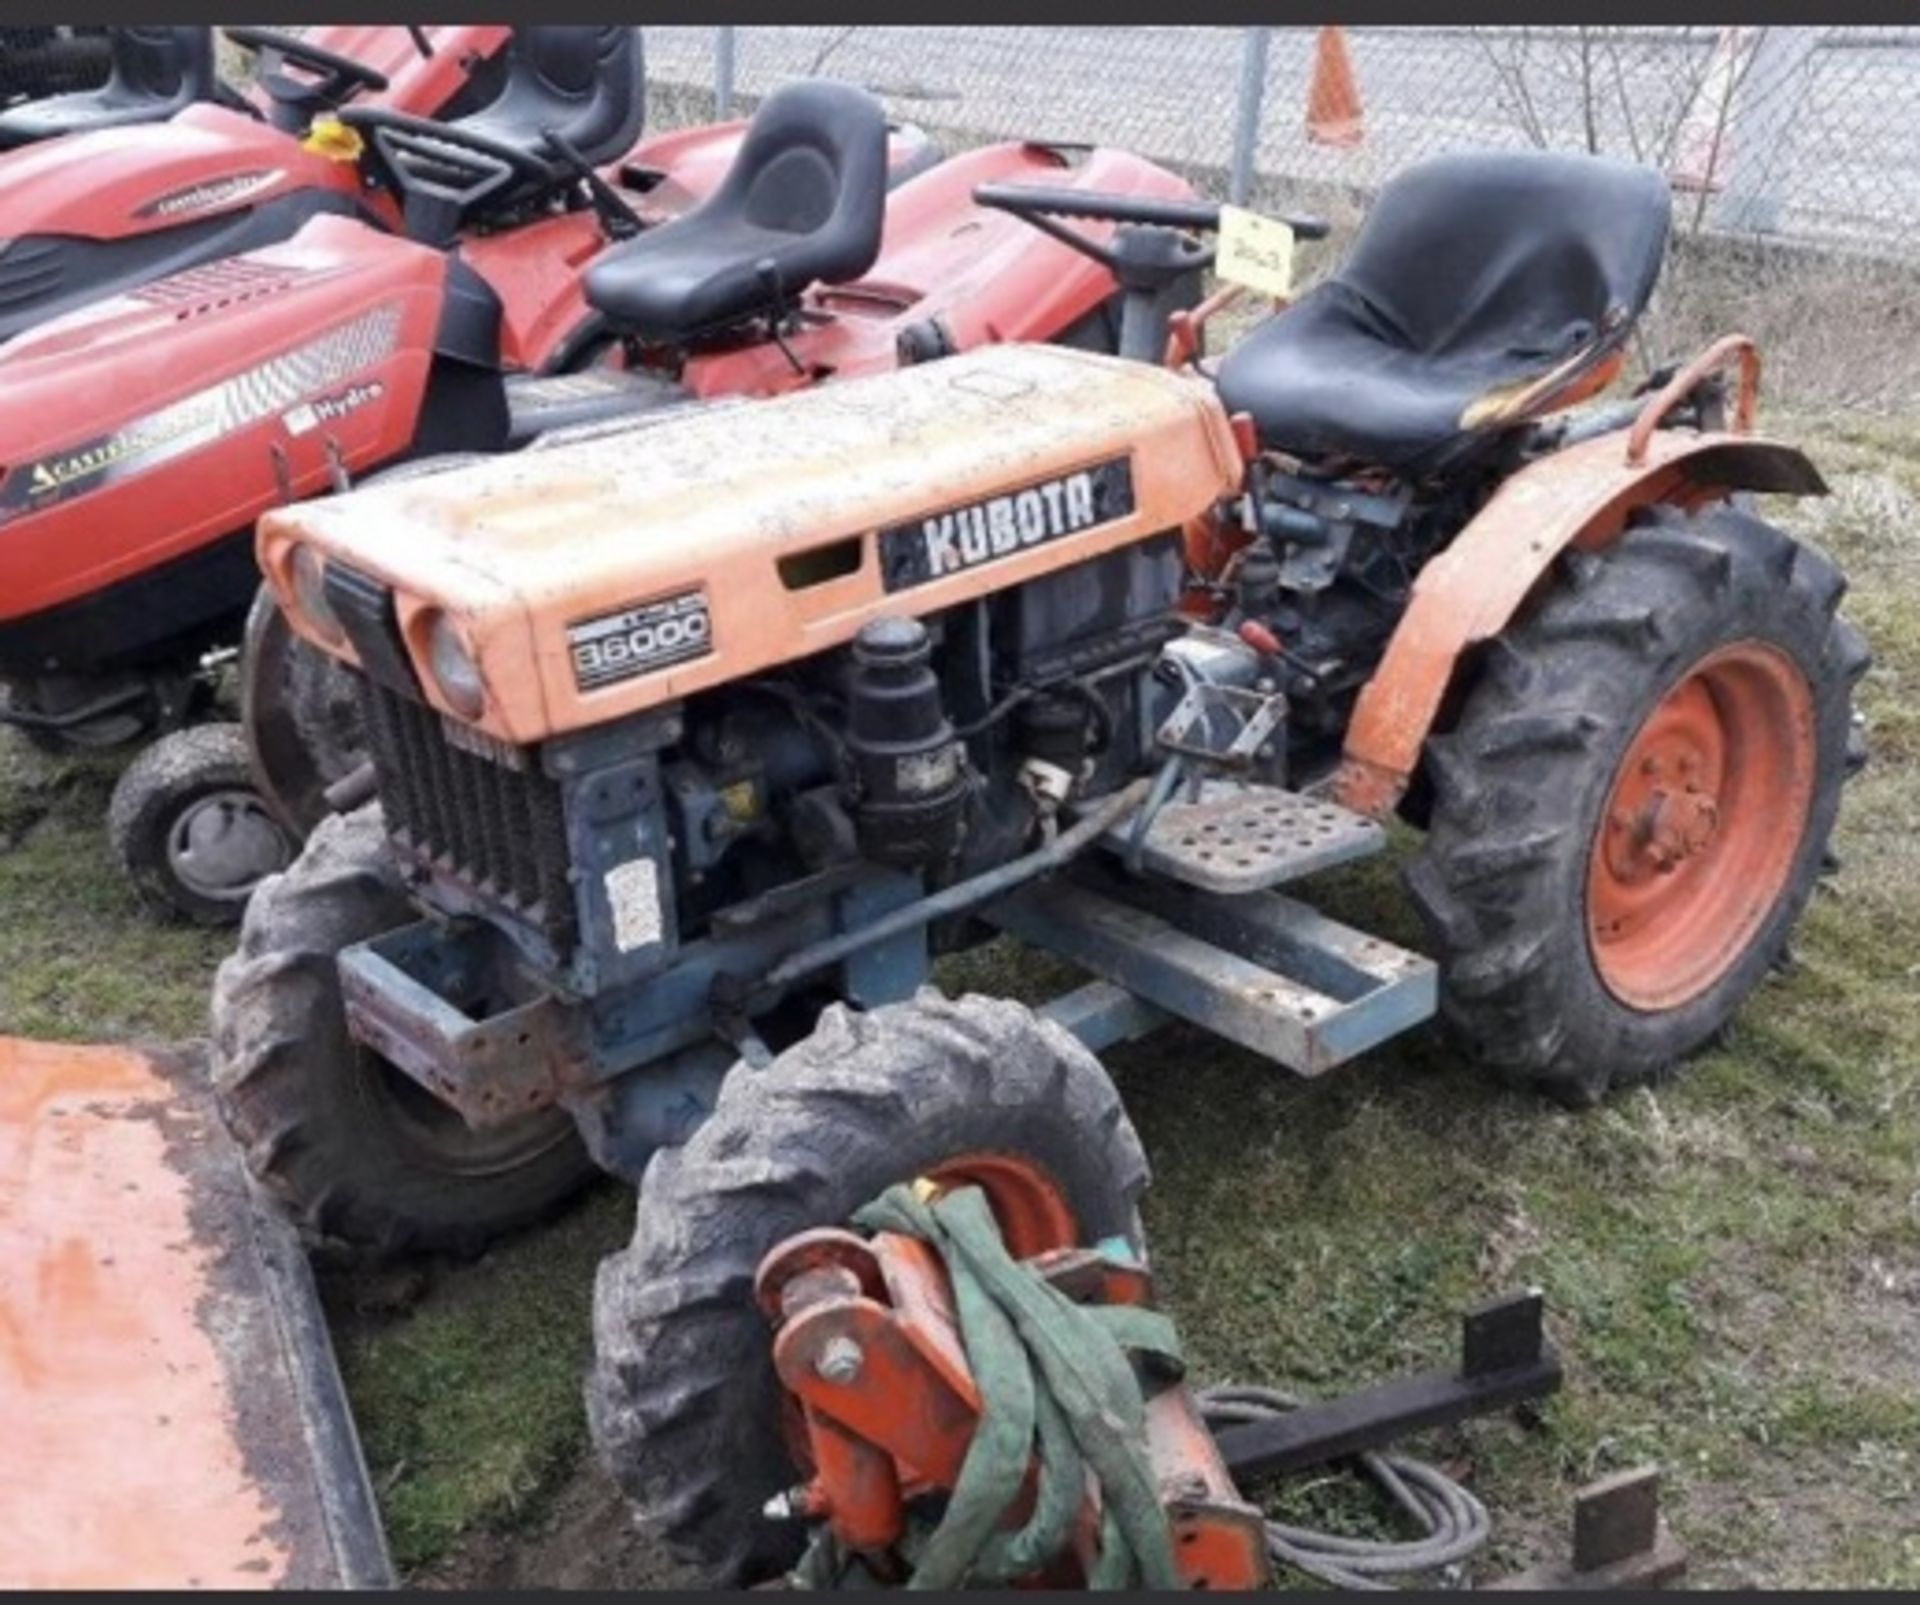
[811,1181,1185,1592]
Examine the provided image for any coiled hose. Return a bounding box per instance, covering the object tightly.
[1196,1384,1492,1590]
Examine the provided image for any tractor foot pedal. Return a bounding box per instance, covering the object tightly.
[1100,779,1384,894]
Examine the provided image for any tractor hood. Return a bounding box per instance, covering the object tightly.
[0,105,335,244]
[261,344,1245,746]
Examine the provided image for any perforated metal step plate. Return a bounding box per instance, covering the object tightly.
[1100,780,1385,894]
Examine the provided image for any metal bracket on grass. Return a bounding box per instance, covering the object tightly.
[1486,1465,1688,1591]
[1211,1288,1562,1484]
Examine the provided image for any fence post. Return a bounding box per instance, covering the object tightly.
[1717,27,1821,235]
[1230,26,1272,204]
[715,26,737,119]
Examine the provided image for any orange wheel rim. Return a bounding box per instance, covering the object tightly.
[923,1154,1080,1259]
[1587,641,1816,1010]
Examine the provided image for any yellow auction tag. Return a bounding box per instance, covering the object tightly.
[1216,205,1296,300]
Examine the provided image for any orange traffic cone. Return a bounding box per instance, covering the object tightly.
[1670,27,1749,193]
[1306,26,1364,149]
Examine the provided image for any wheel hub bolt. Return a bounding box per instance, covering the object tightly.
[815,1335,865,1384]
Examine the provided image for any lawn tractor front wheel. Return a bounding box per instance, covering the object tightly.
[588,991,1150,1585]
[1407,503,1869,1106]
[108,722,297,926]
[210,803,596,1256]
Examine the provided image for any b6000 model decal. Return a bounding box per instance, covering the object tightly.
[878,456,1135,592]
[569,589,713,691]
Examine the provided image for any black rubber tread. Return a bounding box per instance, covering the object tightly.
[107,721,293,926]
[587,990,1149,1585]
[209,803,596,1257]
[1406,503,1869,1106]
[240,585,368,840]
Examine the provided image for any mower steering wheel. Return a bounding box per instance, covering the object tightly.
[975,183,1331,271]
[337,106,555,243]
[338,105,551,189]
[225,27,390,110]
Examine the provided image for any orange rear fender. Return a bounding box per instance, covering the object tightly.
[1333,429,1826,818]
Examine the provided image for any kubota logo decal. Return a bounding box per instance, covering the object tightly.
[878,457,1137,592]
[137,169,285,219]
[0,306,403,525]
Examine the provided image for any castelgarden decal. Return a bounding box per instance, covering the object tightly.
[136,169,285,220]
[0,305,402,524]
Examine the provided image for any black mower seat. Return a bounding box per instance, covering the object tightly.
[449,25,644,180]
[584,79,888,345]
[1216,151,1671,473]
[0,27,215,150]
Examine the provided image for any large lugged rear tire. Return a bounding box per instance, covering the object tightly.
[1407,504,1869,1106]
[587,991,1149,1585]
[210,804,596,1255]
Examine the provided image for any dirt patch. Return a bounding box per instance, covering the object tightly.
[412,1458,692,1592]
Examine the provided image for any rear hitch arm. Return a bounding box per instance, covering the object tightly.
[1210,1288,1562,1484]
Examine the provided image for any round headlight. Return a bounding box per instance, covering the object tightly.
[290,544,343,645]
[426,612,486,719]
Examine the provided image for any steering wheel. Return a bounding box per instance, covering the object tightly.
[224,27,390,110]
[974,183,1330,272]
[336,106,558,242]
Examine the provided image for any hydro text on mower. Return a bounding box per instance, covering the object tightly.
[215,148,1865,1579]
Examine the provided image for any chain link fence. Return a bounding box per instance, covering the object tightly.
[646,27,1920,253]
[644,25,1920,412]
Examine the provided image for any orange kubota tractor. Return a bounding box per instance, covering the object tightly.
[215,150,1866,1583]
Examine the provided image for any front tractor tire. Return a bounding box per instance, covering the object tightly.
[1407,504,1869,1106]
[588,991,1150,1585]
[210,804,596,1256]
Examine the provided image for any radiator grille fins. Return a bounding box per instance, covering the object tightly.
[361,682,578,953]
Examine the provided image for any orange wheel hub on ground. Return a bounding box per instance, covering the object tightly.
[1587,640,1816,1011]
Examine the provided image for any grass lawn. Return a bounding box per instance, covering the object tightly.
[2,410,1914,1588]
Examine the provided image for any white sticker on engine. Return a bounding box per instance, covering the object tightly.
[605,857,663,953]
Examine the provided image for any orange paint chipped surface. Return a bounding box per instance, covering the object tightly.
[0,1038,290,1588]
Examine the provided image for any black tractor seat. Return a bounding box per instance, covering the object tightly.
[583,78,889,346]
[0,27,216,149]
[1216,151,1672,475]
[341,27,644,240]
[447,25,643,182]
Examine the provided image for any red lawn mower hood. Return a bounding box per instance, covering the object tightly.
[0,105,338,243]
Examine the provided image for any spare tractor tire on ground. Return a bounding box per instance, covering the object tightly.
[1407,503,1870,1107]
[587,991,1150,1586]
[210,803,596,1257]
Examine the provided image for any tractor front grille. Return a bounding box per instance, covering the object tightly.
[360,682,578,954]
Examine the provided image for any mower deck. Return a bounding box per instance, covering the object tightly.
[0,1037,389,1589]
